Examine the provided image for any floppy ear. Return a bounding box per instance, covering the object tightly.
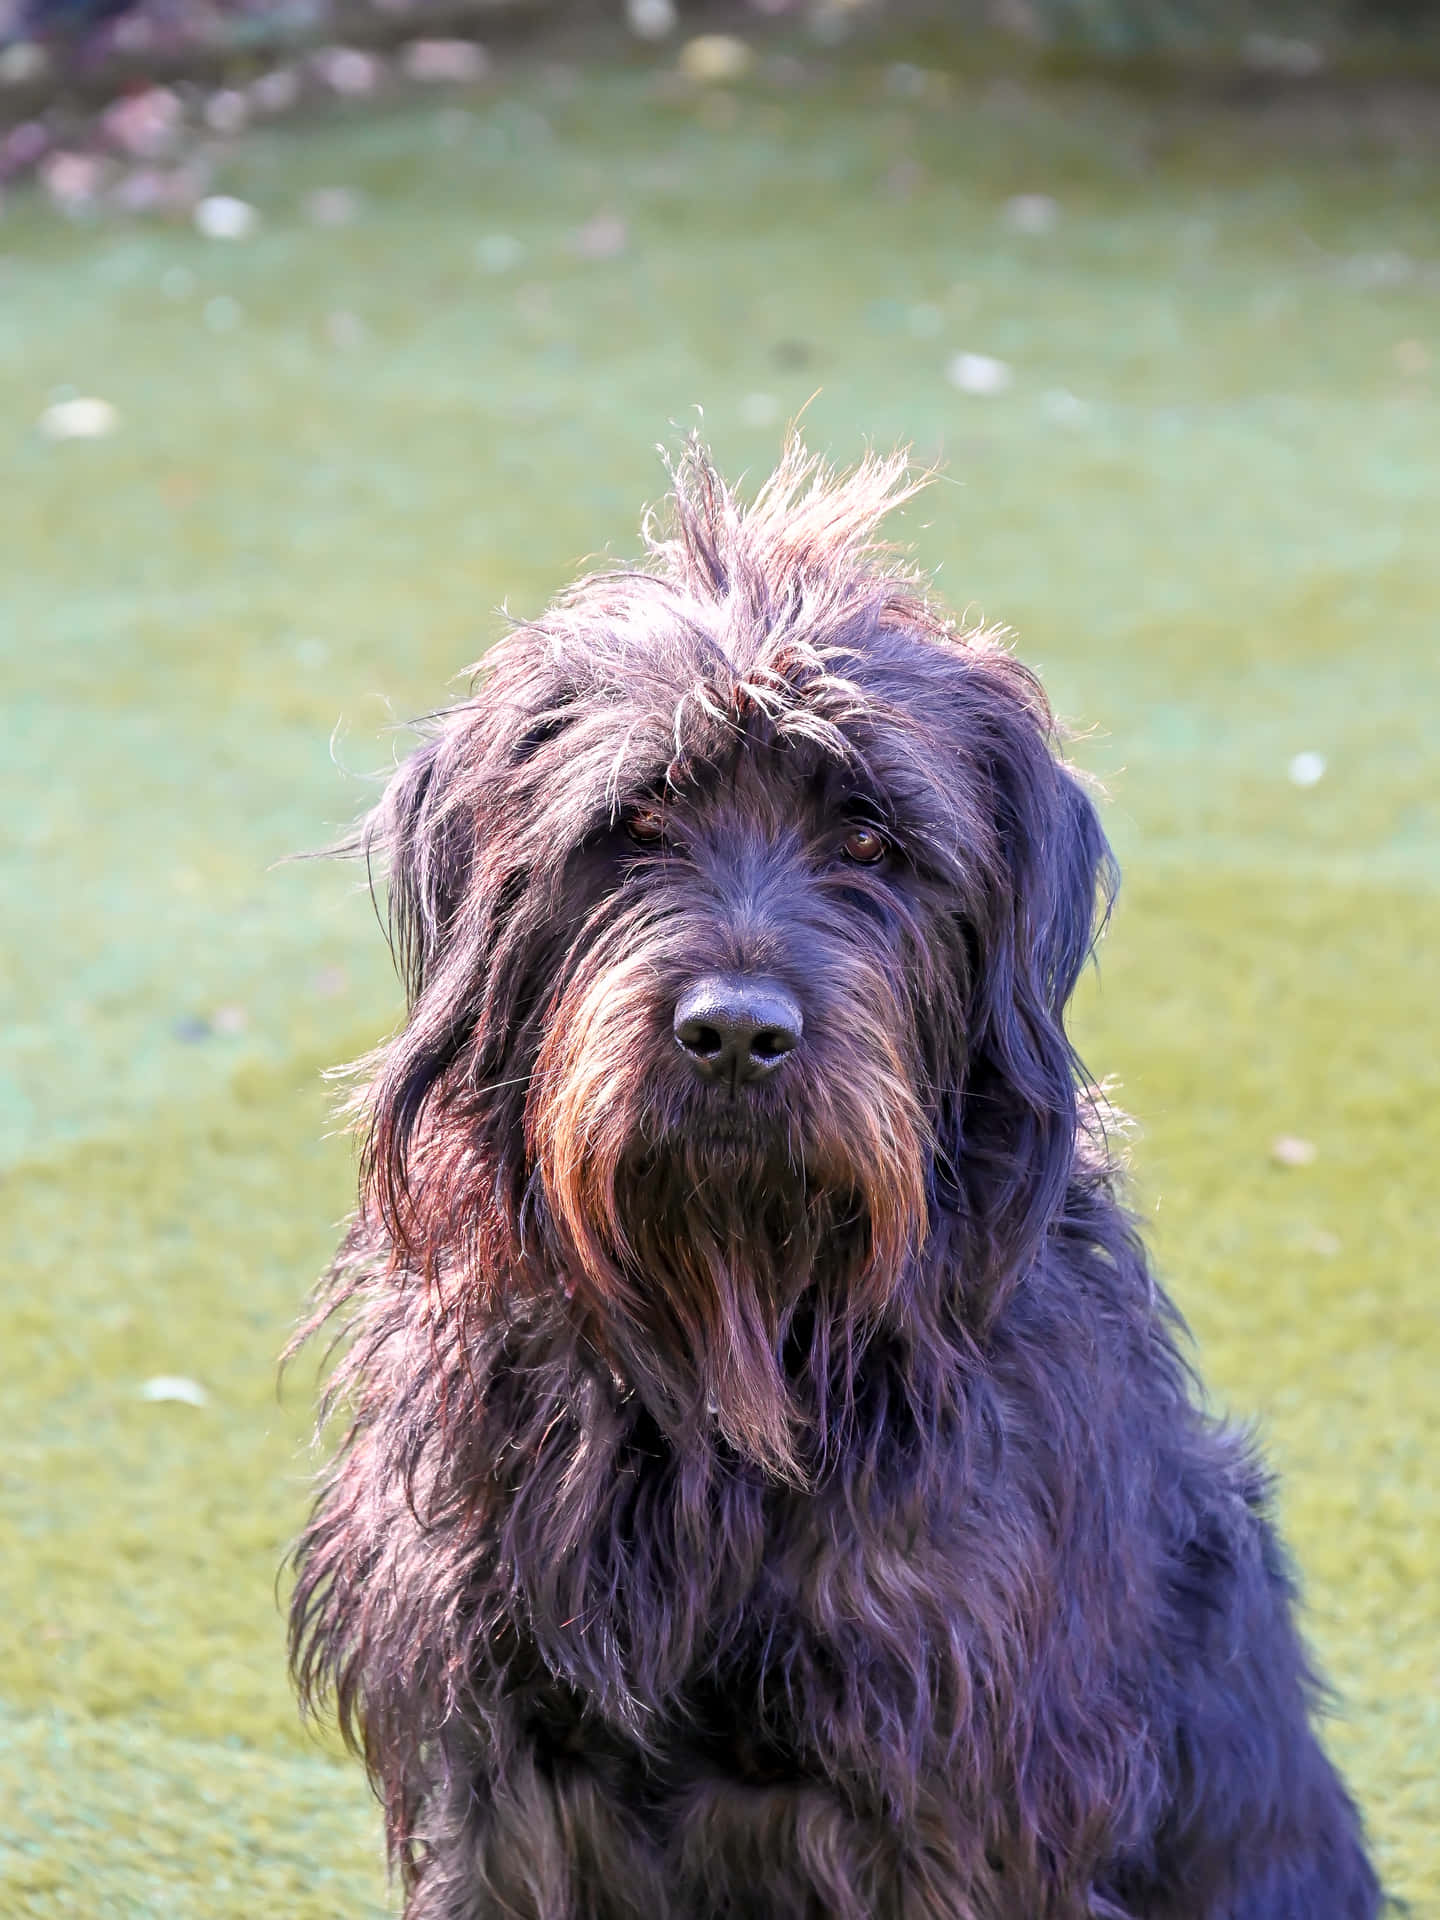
[342,718,493,1251]
[354,727,477,1010]
[944,671,1116,1315]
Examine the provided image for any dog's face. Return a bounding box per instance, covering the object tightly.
[356,446,1110,1472]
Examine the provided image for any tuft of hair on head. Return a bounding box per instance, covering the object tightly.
[641,430,939,630]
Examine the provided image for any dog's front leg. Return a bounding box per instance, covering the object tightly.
[405,1748,667,1920]
[1124,1503,1382,1920]
[669,1776,881,1920]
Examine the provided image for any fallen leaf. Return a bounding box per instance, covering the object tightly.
[4,121,49,171]
[101,87,183,161]
[679,35,753,84]
[573,211,627,261]
[314,47,382,97]
[885,160,926,200]
[1243,33,1324,77]
[303,186,361,227]
[249,69,300,116]
[402,39,489,84]
[41,151,107,212]
[1393,339,1431,376]
[204,90,249,136]
[112,167,201,216]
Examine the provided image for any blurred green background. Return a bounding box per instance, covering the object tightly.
[2,32,1437,1918]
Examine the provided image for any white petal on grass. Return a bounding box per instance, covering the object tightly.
[627,0,677,40]
[39,397,119,440]
[1288,751,1326,788]
[1004,193,1059,235]
[140,1376,209,1407]
[1271,1135,1318,1169]
[947,351,1012,396]
[194,194,258,240]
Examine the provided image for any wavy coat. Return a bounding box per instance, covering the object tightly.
[289,440,1381,1920]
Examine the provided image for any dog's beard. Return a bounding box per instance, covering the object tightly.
[527,948,930,1481]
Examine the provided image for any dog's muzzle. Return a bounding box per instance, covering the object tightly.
[673,974,802,1090]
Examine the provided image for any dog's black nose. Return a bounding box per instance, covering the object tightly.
[673,975,803,1086]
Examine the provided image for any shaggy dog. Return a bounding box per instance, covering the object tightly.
[289,440,1381,1919]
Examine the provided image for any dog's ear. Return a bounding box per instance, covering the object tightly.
[945,669,1116,1312]
[360,726,478,1009]
[347,719,492,1249]
[1016,762,1115,1022]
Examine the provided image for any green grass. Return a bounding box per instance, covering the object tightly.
[2,39,1436,1916]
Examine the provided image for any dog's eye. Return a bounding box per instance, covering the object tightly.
[624,805,667,847]
[841,825,887,866]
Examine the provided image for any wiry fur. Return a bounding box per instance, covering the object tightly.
[288,438,1381,1919]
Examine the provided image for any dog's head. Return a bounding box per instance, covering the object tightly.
[349,439,1113,1475]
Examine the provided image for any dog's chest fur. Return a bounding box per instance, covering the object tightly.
[482,1324,1116,1824]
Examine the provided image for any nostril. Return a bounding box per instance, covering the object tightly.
[751,1026,797,1063]
[677,1018,725,1061]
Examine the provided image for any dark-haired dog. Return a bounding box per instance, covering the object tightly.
[289,442,1381,1919]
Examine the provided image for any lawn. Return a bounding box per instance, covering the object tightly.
[1,35,1436,1916]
